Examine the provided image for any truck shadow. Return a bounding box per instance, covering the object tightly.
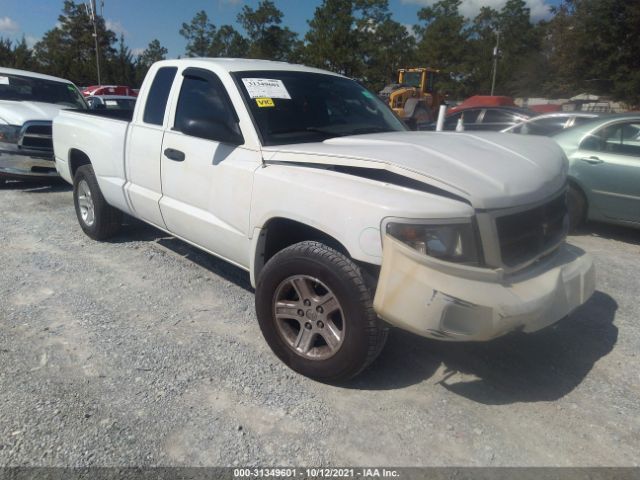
[0,178,71,193]
[349,291,618,404]
[109,217,255,293]
[571,222,640,246]
[105,219,618,404]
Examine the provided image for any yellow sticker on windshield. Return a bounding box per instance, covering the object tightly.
[256,98,275,108]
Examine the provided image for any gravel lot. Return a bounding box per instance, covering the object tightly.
[0,179,638,467]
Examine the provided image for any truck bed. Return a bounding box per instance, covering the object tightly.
[53,108,132,214]
[65,108,134,122]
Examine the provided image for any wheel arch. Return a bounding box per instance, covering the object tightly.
[251,217,351,287]
[68,149,92,179]
[568,177,590,210]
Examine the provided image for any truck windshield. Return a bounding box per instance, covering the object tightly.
[234,70,406,146]
[0,73,87,109]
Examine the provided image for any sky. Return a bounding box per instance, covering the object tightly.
[0,0,561,58]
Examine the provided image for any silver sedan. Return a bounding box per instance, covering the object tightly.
[552,114,640,229]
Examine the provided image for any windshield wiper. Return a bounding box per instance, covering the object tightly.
[349,127,394,135]
[269,127,345,139]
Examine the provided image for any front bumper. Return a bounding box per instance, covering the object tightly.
[373,235,595,341]
[0,150,58,178]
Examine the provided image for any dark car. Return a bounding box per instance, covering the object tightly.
[420,106,536,132]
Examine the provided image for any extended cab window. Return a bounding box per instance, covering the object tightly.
[143,67,177,125]
[174,72,238,138]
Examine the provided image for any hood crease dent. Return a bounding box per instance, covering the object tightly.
[262,132,567,210]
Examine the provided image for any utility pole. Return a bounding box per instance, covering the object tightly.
[88,0,102,85]
[490,30,500,96]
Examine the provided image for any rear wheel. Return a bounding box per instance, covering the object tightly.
[255,241,388,382]
[73,165,122,240]
[567,184,587,231]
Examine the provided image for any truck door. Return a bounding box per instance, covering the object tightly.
[159,67,256,268]
[125,66,177,228]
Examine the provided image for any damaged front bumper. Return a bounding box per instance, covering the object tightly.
[373,235,595,341]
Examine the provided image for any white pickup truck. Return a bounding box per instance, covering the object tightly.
[0,67,87,183]
[53,58,595,381]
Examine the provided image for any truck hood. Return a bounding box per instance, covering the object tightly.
[0,101,66,125]
[262,131,568,210]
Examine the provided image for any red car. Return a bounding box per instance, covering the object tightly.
[82,85,138,97]
[448,95,516,115]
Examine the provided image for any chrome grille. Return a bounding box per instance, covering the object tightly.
[495,193,567,267]
[19,121,53,154]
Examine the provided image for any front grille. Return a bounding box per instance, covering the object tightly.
[495,193,567,267]
[19,121,53,153]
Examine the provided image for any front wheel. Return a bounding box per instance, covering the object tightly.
[255,241,388,382]
[73,165,122,240]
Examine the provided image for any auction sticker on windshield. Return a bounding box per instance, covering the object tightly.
[0,76,9,85]
[256,98,275,108]
[242,78,291,100]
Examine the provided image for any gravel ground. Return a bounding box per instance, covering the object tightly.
[0,179,638,467]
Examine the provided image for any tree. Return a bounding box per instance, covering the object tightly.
[180,11,248,59]
[110,34,135,85]
[33,0,118,85]
[363,18,416,90]
[137,39,168,68]
[414,0,470,97]
[0,37,34,70]
[179,10,216,57]
[304,0,410,89]
[0,38,13,66]
[304,0,360,76]
[466,6,500,94]
[135,39,168,87]
[210,25,249,57]
[543,0,640,106]
[11,37,34,70]
[495,0,543,95]
[237,1,298,61]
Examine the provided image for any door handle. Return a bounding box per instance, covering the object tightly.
[164,148,185,162]
[580,156,604,165]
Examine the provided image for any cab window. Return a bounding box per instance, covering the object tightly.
[143,67,177,125]
[174,71,237,138]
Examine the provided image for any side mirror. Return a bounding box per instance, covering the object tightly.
[180,117,244,145]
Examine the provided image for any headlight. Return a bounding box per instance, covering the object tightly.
[386,220,480,265]
[0,125,20,144]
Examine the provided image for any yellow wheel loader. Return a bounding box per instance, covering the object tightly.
[379,68,443,130]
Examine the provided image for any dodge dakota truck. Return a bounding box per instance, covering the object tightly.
[0,67,87,184]
[53,59,595,381]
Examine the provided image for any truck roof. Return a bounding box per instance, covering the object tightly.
[152,58,344,77]
[0,67,74,84]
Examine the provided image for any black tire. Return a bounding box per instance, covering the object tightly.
[255,241,388,382]
[567,184,587,232]
[73,164,122,240]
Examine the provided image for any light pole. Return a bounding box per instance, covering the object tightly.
[88,0,102,85]
[490,30,500,96]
